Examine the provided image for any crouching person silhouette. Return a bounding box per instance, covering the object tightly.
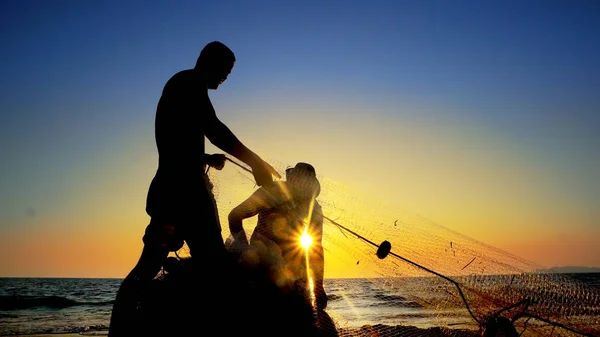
[227,162,331,334]
[108,41,279,337]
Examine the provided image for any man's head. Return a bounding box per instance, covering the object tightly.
[195,41,236,90]
[286,162,321,199]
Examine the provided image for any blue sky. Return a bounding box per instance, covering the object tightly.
[1,0,599,276]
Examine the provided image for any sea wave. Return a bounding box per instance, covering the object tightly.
[0,295,114,310]
[0,323,110,336]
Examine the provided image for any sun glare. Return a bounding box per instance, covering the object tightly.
[300,231,313,249]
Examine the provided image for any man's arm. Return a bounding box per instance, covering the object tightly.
[205,116,280,186]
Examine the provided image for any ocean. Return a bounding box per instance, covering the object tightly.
[0,278,119,335]
[1,274,599,336]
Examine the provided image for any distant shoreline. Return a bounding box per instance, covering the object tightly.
[539,266,600,273]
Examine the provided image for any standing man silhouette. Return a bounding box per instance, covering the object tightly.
[109,41,280,336]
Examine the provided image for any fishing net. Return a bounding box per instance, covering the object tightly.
[172,156,599,337]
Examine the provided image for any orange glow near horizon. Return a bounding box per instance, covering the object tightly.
[1,208,598,279]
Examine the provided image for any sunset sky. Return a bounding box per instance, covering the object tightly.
[1,0,599,278]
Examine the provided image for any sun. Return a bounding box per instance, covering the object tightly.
[300,231,313,249]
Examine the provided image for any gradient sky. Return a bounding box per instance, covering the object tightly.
[1,0,599,277]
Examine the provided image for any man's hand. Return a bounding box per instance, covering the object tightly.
[251,159,281,187]
[206,153,226,170]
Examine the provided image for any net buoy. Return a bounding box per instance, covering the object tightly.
[376,240,392,259]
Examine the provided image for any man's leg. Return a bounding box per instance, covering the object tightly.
[185,180,227,267]
[181,185,239,317]
[108,227,169,337]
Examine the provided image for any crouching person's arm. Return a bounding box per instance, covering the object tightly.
[228,187,271,250]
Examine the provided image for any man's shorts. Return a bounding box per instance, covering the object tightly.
[142,173,222,252]
[142,220,185,252]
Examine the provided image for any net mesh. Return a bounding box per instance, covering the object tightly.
[173,156,599,337]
